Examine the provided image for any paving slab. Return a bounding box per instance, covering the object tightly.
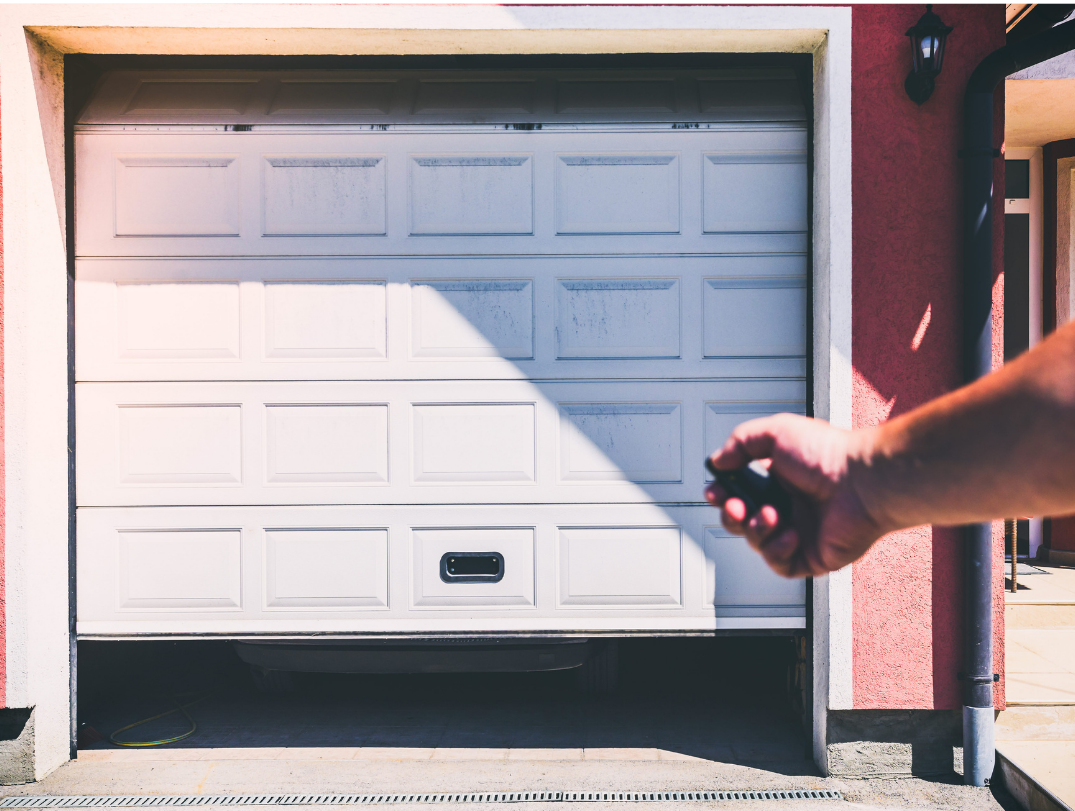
[996,705,1075,741]
[997,741,1075,809]
[1004,629,1075,705]
[1005,563,1075,605]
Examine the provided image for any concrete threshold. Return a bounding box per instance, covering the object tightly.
[74,748,717,763]
[995,748,1074,811]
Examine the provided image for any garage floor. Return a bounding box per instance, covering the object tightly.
[74,639,807,762]
[0,639,1021,810]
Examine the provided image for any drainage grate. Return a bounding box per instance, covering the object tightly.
[0,791,842,807]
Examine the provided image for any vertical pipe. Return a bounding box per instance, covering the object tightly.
[962,87,997,788]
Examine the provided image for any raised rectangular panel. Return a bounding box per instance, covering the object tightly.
[410,156,533,235]
[119,405,242,485]
[703,527,805,606]
[269,82,395,114]
[556,279,679,358]
[263,156,386,236]
[117,282,240,360]
[703,278,807,357]
[114,156,240,236]
[559,403,681,483]
[412,280,533,359]
[265,405,388,484]
[412,528,534,607]
[704,402,805,479]
[558,527,681,606]
[125,81,255,114]
[697,78,805,121]
[555,155,679,234]
[264,282,386,359]
[265,529,389,608]
[556,81,676,113]
[118,529,242,610]
[414,81,536,113]
[703,152,808,233]
[412,404,534,482]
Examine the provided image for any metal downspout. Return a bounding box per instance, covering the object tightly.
[961,18,1075,787]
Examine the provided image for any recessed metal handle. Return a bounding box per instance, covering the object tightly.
[440,552,504,583]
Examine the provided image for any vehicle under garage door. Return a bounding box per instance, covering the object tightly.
[73,67,809,642]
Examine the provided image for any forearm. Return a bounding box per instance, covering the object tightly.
[853,320,1075,532]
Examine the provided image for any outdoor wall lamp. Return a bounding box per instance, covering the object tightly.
[905,4,954,104]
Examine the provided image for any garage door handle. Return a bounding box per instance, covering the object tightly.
[440,552,504,583]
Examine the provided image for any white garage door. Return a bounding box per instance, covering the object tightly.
[74,69,809,637]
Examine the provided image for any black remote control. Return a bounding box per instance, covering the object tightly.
[705,458,793,522]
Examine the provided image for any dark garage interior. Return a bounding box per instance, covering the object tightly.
[75,637,810,769]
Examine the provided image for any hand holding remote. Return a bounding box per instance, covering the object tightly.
[704,458,792,524]
[704,413,887,579]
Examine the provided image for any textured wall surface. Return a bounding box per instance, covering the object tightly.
[850,4,1007,710]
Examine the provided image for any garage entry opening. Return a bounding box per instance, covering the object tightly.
[73,66,810,651]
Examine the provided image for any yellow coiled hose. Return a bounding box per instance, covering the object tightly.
[108,690,213,747]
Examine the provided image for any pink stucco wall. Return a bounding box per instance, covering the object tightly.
[850,4,1007,710]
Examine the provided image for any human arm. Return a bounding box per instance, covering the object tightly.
[704,319,1075,578]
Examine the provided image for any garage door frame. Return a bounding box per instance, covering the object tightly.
[0,3,852,778]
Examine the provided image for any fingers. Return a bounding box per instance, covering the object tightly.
[708,415,784,470]
[720,497,749,535]
[705,476,809,578]
[704,482,755,537]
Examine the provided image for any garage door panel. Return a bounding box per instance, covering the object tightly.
[116,528,243,611]
[559,403,682,483]
[265,404,389,484]
[412,403,536,483]
[702,277,808,358]
[76,379,804,506]
[77,69,811,638]
[555,278,680,359]
[271,79,398,117]
[77,256,806,381]
[554,154,679,234]
[76,128,806,257]
[80,69,807,128]
[410,155,534,235]
[558,527,681,607]
[262,155,387,236]
[264,281,387,359]
[118,404,244,486]
[265,528,389,609]
[76,504,805,635]
[114,155,241,237]
[702,152,808,234]
[412,279,534,360]
[412,528,535,608]
[117,281,241,360]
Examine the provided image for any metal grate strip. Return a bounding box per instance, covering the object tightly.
[0,790,842,807]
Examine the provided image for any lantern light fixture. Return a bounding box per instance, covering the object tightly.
[905,4,954,104]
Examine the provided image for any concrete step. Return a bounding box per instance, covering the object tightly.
[997,705,1075,741]
[1006,602,1075,629]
